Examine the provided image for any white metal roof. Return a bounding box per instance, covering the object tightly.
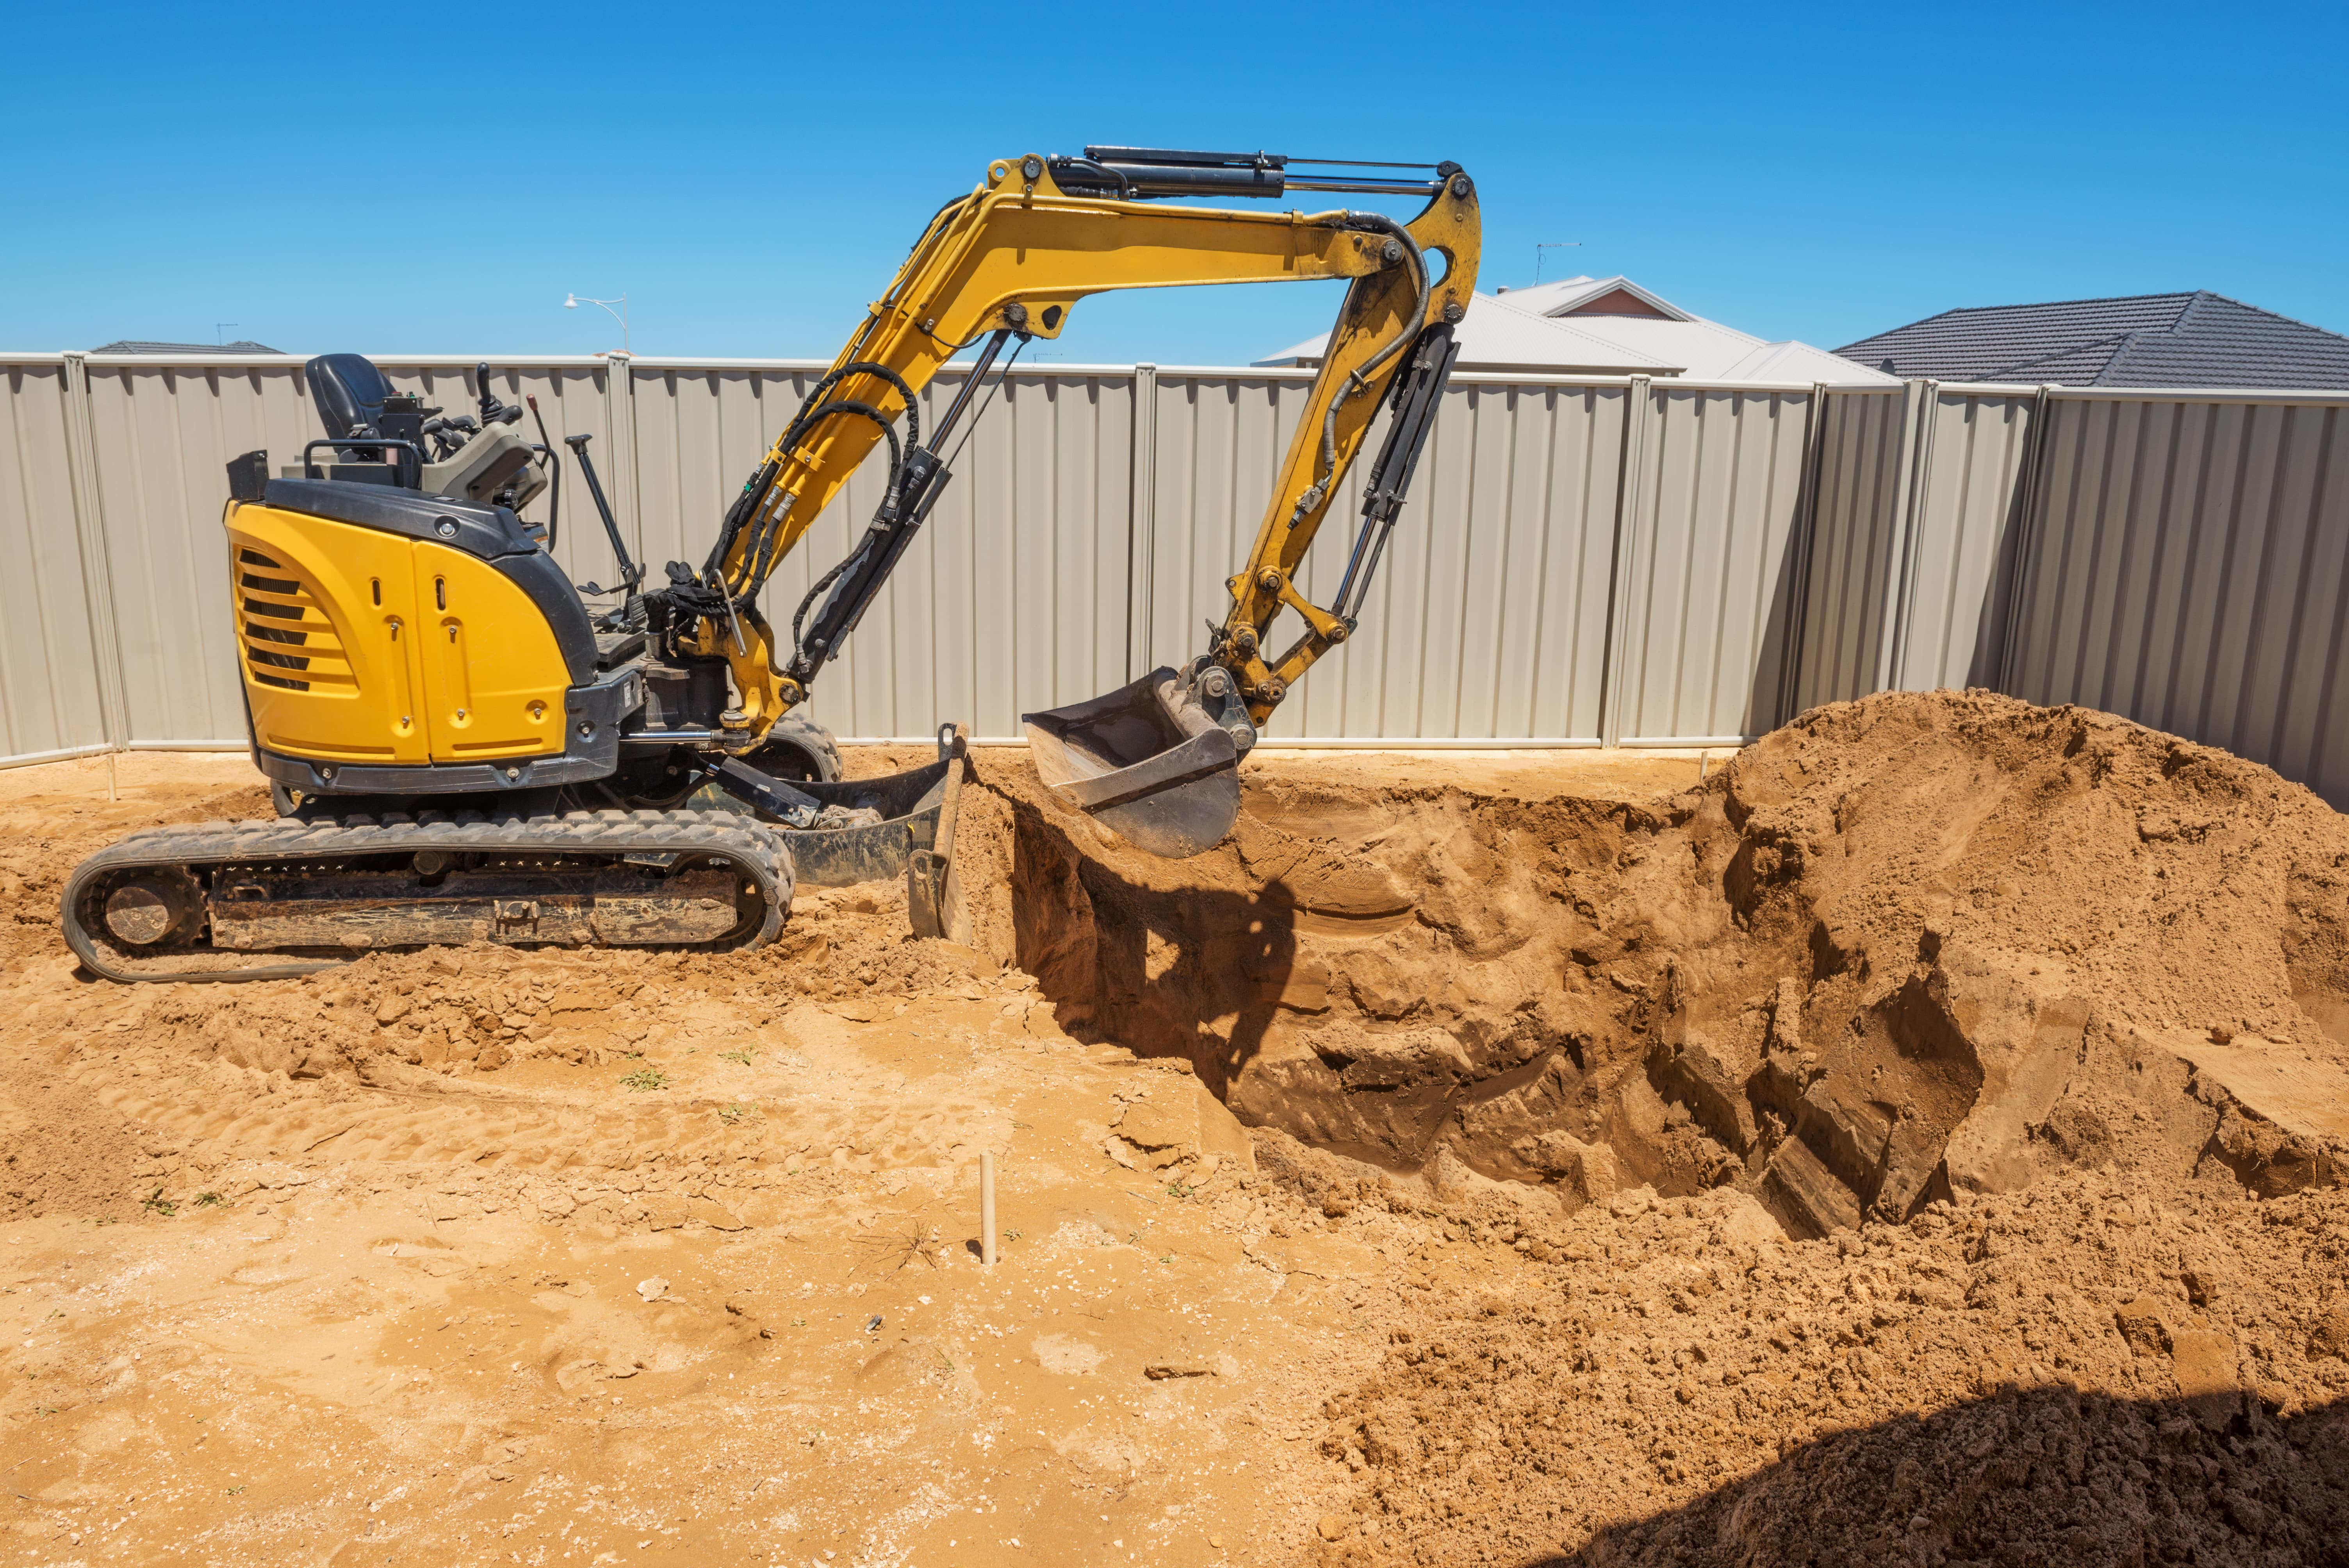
[1258,273,1898,386]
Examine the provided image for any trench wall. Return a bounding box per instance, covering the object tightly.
[3,352,2346,805]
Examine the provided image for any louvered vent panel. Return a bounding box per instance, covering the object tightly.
[233,549,355,695]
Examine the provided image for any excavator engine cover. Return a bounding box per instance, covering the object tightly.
[1022,668,1240,859]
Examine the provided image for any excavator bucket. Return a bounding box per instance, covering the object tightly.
[1022,668,1241,859]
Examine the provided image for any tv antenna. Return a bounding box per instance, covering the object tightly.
[1535,243,1582,285]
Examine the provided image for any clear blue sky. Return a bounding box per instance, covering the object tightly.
[8,1,2344,365]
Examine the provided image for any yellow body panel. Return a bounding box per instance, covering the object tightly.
[228,504,570,767]
[412,545,569,761]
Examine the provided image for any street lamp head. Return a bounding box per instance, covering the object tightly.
[563,294,579,308]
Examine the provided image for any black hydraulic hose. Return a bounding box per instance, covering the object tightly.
[706,393,909,596]
[722,361,922,597]
[779,361,920,454]
[706,360,925,595]
[789,333,1027,670]
[789,331,1029,666]
[735,399,905,634]
[1045,157,1136,199]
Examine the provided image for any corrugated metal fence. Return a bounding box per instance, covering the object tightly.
[4,353,2346,805]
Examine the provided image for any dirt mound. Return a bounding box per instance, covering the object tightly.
[975,691,2349,1241]
[1303,1174,2349,1567]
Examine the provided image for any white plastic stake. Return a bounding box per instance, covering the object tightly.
[980,1151,997,1267]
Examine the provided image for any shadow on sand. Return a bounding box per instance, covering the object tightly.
[996,783,1299,1101]
[1491,1385,2349,1568]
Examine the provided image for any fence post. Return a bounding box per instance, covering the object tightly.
[1127,363,1158,682]
[1987,384,2057,695]
[1598,376,1654,748]
[58,353,129,751]
[1773,382,1834,727]
[603,352,643,572]
[1872,378,1933,694]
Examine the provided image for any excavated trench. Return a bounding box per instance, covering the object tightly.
[959,690,2349,1235]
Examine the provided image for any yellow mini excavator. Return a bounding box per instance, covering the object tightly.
[61,146,1479,982]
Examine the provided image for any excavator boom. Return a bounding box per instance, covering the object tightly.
[674,149,1479,852]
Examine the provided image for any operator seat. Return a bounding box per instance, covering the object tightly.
[305,353,394,439]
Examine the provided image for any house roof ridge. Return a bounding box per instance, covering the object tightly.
[1976,333,2134,381]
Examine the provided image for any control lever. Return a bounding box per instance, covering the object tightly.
[526,395,560,554]
[562,433,642,590]
[475,362,512,426]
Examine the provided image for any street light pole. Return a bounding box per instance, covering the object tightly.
[563,292,629,355]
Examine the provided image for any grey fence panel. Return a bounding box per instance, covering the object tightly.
[1136,372,1308,733]
[2007,393,2349,805]
[79,361,318,744]
[16,354,2349,811]
[1139,373,1626,741]
[0,362,109,759]
[977,373,1135,739]
[1423,382,1625,743]
[1612,385,1817,744]
[1889,386,2040,692]
[1792,388,1909,710]
[624,364,1134,739]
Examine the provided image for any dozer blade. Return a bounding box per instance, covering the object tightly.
[1022,667,1240,859]
[698,724,974,945]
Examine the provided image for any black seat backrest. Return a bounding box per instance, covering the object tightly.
[305,354,394,438]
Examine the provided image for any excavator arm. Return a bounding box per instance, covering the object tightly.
[669,149,1478,751]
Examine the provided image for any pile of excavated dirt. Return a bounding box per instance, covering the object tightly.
[974,690,2349,1236]
[958,689,2349,1564]
[0,693,2344,1567]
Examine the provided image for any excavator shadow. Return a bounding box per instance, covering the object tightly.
[998,786,1301,1103]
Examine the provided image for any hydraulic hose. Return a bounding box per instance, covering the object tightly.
[709,382,915,603]
[722,398,902,615]
[707,360,925,595]
[779,361,920,454]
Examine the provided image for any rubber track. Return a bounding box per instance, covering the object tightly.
[60,807,796,985]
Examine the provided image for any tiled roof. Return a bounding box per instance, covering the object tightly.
[1834,294,2349,388]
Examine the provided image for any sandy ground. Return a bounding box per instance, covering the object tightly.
[2,705,2346,1567]
[0,743,1708,1568]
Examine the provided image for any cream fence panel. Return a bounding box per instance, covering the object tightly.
[11,353,2349,807]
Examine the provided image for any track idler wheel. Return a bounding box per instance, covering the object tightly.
[102,872,201,946]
